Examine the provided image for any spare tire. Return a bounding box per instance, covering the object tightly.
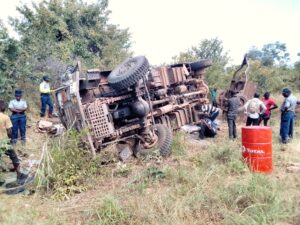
[108,56,149,90]
[190,59,212,71]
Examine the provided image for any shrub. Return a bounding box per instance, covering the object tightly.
[35,130,100,200]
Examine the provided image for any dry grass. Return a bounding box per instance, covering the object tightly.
[1,93,300,224]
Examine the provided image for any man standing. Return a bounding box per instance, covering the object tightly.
[244,93,266,126]
[0,100,27,185]
[280,88,299,144]
[40,75,53,118]
[227,91,240,139]
[8,90,27,145]
[260,92,278,126]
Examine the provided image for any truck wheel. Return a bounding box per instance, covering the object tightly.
[190,59,212,71]
[155,124,173,157]
[135,124,173,158]
[108,56,149,90]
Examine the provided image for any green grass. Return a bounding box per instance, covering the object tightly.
[1,120,300,225]
[34,130,104,200]
[171,131,187,156]
[88,196,128,225]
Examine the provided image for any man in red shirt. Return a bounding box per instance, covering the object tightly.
[260,92,278,126]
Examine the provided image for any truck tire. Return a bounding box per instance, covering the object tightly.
[135,124,172,158]
[155,124,173,157]
[108,56,149,90]
[190,59,212,71]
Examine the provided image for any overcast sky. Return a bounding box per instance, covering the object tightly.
[1,0,300,65]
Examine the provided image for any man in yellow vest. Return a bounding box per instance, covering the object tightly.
[39,75,53,118]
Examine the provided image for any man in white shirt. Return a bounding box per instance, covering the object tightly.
[244,93,266,126]
[8,90,28,145]
[40,75,53,118]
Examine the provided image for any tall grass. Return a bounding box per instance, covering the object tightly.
[34,130,102,200]
[2,120,299,224]
[82,138,299,225]
[88,196,128,225]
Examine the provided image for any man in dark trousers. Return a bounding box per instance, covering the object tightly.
[8,90,28,145]
[244,93,266,126]
[260,92,278,126]
[40,75,53,118]
[0,100,27,185]
[227,91,240,139]
[280,88,299,144]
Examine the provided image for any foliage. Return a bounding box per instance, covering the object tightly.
[0,21,20,101]
[248,60,285,93]
[246,41,300,93]
[248,42,290,66]
[35,130,101,200]
[171,37,232,89]
[6,0,131,90]
[11,0,131,68]
[171,38,300,93]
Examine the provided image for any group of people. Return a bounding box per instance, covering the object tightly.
[226,88,299,144]
[0,75,53,185]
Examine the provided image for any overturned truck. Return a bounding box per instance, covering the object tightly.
[54,56,213,157]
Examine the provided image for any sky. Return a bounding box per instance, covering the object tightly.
[1,0,300,65]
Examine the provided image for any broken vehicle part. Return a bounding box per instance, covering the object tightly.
[216,54,257,113]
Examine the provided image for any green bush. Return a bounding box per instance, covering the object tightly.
[35,130,100,200]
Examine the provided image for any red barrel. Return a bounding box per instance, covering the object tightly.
[241,126,272,173]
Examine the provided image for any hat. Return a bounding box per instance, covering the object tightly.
[43,75,50,81]
[15,89,23,97]
[282,88,291,95]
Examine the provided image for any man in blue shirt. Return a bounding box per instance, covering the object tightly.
[280,88,299,144]
[8,90,28,145]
